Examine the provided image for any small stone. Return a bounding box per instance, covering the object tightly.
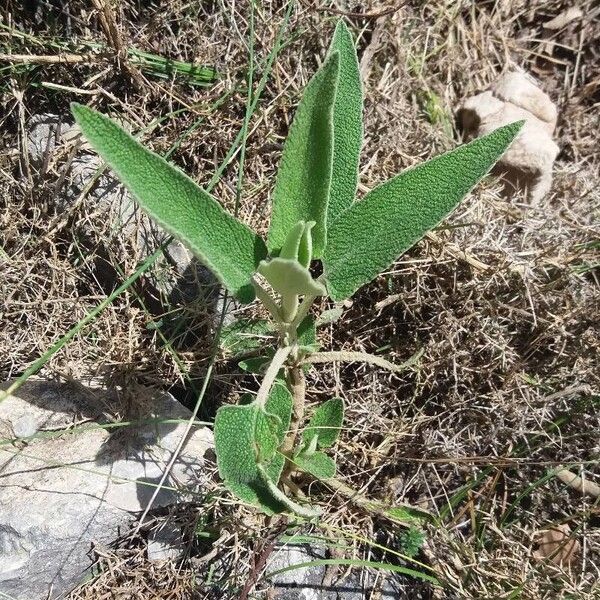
[10,414,38,438]
[147,521,186,562]
[458,71,559,202]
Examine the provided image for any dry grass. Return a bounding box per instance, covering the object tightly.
[1,0,599,598]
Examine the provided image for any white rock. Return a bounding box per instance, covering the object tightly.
[0,379,214,600]
[147,521,185,562]
[458,71,559,202]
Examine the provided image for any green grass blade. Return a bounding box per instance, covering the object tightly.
[267,53,340,259]
[266,558,440,586]
[323,121,524,300]
[327,20,363,224]
[71,103,267,303]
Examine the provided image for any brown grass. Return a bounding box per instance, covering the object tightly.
[1,0,599,598]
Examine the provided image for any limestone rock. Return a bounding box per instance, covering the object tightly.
[0,379,214,600]
[458,71,559,202]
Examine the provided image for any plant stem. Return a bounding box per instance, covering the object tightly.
[255,346,292,409]
[301,349,423,373]
[280,365,307,475]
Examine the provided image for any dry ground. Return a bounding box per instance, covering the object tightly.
[1,0,599,598]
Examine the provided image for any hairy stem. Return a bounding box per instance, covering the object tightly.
[255,346,292,409]
[280,365,307,475]
[301,348,423,373]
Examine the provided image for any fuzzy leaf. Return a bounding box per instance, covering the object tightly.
[294,450,336,479]
[219,319,273,355]
[258,258,327,297]
[267,54,340,259]
[302,397,344,449]
[214,382,292,513]
[71,103,266,303]
[322,122,524,300]
[327,20,363,225]
[297,315,319,353]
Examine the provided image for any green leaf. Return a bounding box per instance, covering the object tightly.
[279,220,315,268]
[297,315,319,353]
[219,319,273,355]
[322,121,524,300]
[214,382,292,513]
[71,103,267,303]
[258,258,327,297]
[302,397,344,449]
[238,355,272,374]
[294,450,336,479]
[327,20,363,225]
[264,381,293,484]
[267,53,340,259]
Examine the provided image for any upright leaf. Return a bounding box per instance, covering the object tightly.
[267,53,340,259]
[71,103,267,303]
[302,397,344,449]
[327,20,363,225]
[323,121,524,300]
[294,450,336,479]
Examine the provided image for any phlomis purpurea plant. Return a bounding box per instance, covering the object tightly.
[72,21,523,519]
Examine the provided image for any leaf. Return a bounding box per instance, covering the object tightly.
[214,382,292,513]
[297,315,319,353]
[294,450,336,479]
[279,220,315,268]
[327,20,363,225]
[267,53,340,259]
[264,381,293,484]
[258,258,327,297]
[71,103,267,303]
[322,121,524,301]
[302,397,344,449]
[238,355,272,374]
[219,319,273,355]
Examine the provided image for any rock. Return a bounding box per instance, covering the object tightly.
[147,521,186,562]
[0,378,214,600]
[458,71,559,202]
[265,543,431,599]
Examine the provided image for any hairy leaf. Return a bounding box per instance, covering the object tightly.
[219,319,273,355]
[322,121,524,300]
[71,103,267,303]
[297,315,319,353]
[258,258,327,297]
[214,382,292,513]
[267,54,340,259]
[302,397,344,449]
[327,20,363,225]
[294,450,336,479]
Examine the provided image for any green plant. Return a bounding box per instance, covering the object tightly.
[71,21,523,518]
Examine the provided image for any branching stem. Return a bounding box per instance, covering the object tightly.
[301,349,423,373]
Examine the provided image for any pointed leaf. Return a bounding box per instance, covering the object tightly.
[302,397,344,449]
[71,103,267,303]
[219,319,273,356]
[297,315,319,353]
[322,121,524,300]
[294,451,336,479]
[267,53,340,259]
[327,20,363,224]
[264,381,293,484]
